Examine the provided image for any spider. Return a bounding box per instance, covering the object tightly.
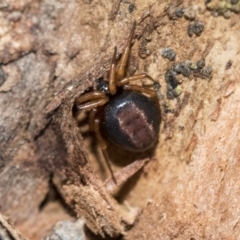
[74,22,161,183]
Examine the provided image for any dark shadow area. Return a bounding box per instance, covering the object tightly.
[106,139,156,167]
[113,166,144,203]
[39,173,76,217]
[84,225,123,240]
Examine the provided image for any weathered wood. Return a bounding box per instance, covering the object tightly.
[0,0,239,239]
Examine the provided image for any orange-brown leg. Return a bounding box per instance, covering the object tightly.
[92,116,117,184]
[108,47,117,95]
[88,108,97,131]
[75,91,106,104]
[116,21,136,80]
[116,73,156,86]
[75,91,109,111]
[75,92,116,183]
[123,84,159,104]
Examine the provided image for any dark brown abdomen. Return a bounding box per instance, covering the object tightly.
[103,91,160,151]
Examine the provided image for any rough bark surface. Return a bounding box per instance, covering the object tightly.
[0,0,239,239]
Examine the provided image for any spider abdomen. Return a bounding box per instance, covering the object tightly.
[103,91,161,152]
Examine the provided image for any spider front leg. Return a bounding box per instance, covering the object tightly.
[116,21,136,81]
[116,73,156,86]
[108,47,117,95]
[75,91,109,130]
[75,91,109,111]
[117,73,159,103]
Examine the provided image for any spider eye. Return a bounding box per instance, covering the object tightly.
[96,77,109,93]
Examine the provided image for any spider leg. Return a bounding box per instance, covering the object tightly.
[123,84,159,104]
[89,108,97,131]
[108,47,117,95]
[104,158,149,193]
[116,21,136,80]
[75,91,109,111]
[75,91,116,182]
[77,98,109,111]
[75,91,106,106]
[92,116,117,184]
[116,73,156,86]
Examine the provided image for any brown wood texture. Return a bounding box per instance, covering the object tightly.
[0,0,239,239]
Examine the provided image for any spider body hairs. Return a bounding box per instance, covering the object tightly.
[74,21,161,183]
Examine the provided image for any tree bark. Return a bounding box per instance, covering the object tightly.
[0,0,239,239]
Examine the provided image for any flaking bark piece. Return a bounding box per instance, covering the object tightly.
[45,57,138,237]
